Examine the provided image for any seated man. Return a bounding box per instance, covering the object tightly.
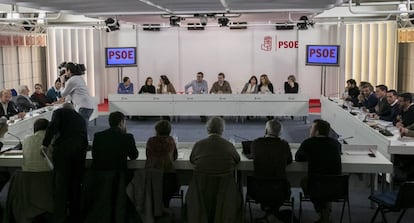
[30,84,52,108]
[250,119,292,221]
[210,73,232,94]
[187,117,242,223]
[22,118,52,172]
[295,119,341,223]
[117,76,134,94]
[395,92,414,128]
[374,85,390,116]
[373,90,399,122]
[0,89,25,119]
[46,78,62,103]
[91,111,138,171]
[358,83,378,113]
[16,85,36,112]
[400,123,414,138]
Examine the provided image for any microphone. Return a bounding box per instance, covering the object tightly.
[7,132,22,150]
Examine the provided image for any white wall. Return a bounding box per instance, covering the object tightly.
[105,23,340,99]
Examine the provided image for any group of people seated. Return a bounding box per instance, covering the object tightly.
[117,72,299,95]
[0,101,340,223]
[342,78,414,138]
[0,79,64,119]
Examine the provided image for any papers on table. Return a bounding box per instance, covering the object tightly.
[177,151,185,159]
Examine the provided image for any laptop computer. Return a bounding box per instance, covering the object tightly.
[241,140,253,159]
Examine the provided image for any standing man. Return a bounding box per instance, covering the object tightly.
[185,72,209,122]
[184,72,208,94]
[42,103,88,223]
[60,62,95,125]
[210,73,232,94]
[295,119,341,223]
[0,89,25,119]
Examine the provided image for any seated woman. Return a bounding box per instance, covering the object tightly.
[157,75,176,94]
[117,76,134,94]
[284,75,299,93]
[138,77,156,94]
[258,74,274,94]
[145,120,178,208]
[30,84,52,108]
[241,76,258,94]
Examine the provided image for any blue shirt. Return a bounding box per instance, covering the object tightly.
[118,83,134,94]
[184,80,208,94]
[46,87,61,102]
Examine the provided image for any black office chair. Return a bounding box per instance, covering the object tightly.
[299,174,351,223]
[369,181,414,223]
[246,176,295,223]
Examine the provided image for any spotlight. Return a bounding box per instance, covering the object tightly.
[200,17,208,26]
[218,17,229,27]
[105,18,120,32]
[297,16,314,30]
[169,16,182,26]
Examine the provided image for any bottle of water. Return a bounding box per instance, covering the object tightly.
[229,137,236,146]
[29,108,33,117]
[172,133,178,144]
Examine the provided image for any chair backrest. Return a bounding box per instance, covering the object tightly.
[308,174,349,201]
[395,181,414,209]
[247,176,290,208]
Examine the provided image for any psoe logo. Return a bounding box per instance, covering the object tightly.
[261,36,272,51]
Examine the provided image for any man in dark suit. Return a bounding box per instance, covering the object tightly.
[250,119,292,222]
[295,119,341,223]
[358,83,378,113]
[91,111,138,171]
[373,90,399,122]
[374,85,390,117]
[41,103,88,223]
[395,92,414,128]
[0,89,25,119]
[16,85,36,112]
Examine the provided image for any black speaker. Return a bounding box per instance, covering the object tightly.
[143,24,161,31]
[187,23,205,30]
[276,24,294,30]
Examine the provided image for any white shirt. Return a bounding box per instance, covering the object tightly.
[246,84,255,94]
[60,75,94,110]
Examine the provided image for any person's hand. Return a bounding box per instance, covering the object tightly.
[17,112,25,119]
[357,94,364,102]
[396,121,404,128]
[373,114,379,120]
[400,127,409,137]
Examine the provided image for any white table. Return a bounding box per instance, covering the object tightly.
[320,97,414,159]
[108,94,309,117]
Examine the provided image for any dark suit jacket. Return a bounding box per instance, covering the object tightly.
[251,137,292,179]
[401,104,414,127]
[0,101,21,119]
[380,102,399,122]
[91,127,138,171]
[16,95,36,112]
[360,93,378,113]
[284,82,299,93]
[30,93,51,108]
[295,137,342,175]
[376,96,391,116]
[145,136,177,172]
[42,108,88,158]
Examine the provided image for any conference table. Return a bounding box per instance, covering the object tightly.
[108,94,309,121]
[0,142,392,194]
[320,97,414,160]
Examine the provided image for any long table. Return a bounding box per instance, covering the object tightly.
[108,94,309,117]
[320,97,414,159]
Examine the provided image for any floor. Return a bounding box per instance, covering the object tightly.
[88,114,414,223]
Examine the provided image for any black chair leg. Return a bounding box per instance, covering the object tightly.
[347,200,352,223]
[380,209,388,223]
[290,197,295,223]
[370,207,380,223]
[248,200,253,223]
[396,209,407,223]
[299,193,303,223]
[340,201,345,223]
